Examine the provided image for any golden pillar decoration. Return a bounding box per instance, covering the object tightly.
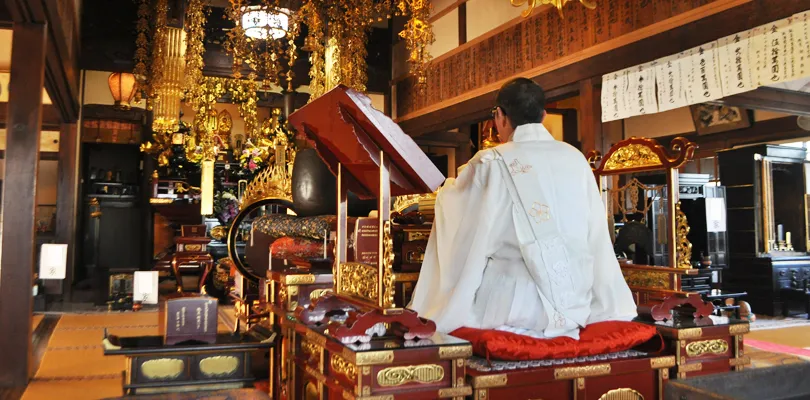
[151,26,187,133]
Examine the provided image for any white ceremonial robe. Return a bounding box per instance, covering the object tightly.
[408,123,637,339]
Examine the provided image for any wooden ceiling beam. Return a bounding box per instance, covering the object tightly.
[4,0,81,122]
[712,87,810,117]
[0,102,61,130]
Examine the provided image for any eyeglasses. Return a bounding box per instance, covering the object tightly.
[491,106,499,119]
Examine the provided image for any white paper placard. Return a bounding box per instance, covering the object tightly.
[782,17,798,83]
[794,10,810,78]
[640,62,659,115]
[39,244,67,280]
[133,271,159,304]
[624,63,658,117]
[706,197,727,233]
[616,69,631,120]
[749,25,769,86]
[600,73,612,122]
[685,42,724,104]
[759,18,793,85]
[718,30,757,96]
[601,72,625,122]
[655,53,688,112]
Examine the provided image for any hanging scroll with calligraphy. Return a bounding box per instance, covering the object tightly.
[796,11,810,78]
[718,31,755,97]
[654,53,688,112]
[749,25,768,86]
[685,42,723,104]
[759,19,792,85]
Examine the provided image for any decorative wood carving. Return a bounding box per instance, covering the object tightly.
[651,293,716,321]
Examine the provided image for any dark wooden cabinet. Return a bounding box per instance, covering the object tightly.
[718,144,810,316]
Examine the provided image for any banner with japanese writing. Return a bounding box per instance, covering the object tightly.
[654,53,688,112]
[718,30,756,96]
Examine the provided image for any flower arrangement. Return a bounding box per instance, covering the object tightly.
[213,190,240,225]
[239,140,270,173]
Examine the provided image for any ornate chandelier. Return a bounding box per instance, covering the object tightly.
[224,0,301,91]
[241,5,291,40]
[511,0,597,17]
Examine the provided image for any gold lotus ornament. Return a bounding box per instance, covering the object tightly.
[511,0,597,18]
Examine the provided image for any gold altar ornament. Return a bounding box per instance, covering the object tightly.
[604,144,662,171]
[621,270,670,290]
[675,202,693,269]
[198,355,240,377]
[377,364,444,387]
[301,0,434,100]
[239,164,293,207]
[330,354,357,381]
[598,388,644,400]
[685,339,729,357]
[511,0,597,18]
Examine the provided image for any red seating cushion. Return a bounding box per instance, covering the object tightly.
[270,237,324,262]
[451,321,658,361]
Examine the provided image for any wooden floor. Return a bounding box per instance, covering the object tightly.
[0,314,60,400]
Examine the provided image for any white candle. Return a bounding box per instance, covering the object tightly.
[323,229,328,259]
[786,231,792,245]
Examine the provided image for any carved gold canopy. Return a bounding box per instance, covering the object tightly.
[588,137,696,176]
[588,138,699,305]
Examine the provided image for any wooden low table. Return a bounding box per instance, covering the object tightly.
[103,332,274,395]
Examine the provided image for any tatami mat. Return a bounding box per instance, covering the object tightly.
[748,346,808,368]
[22,378,122,400]
[747,325,810,349]
[36,349,124,378]
[23,310,238,399]
[46,326,160,348]
[57,311,161,329]
[32,314,44,331]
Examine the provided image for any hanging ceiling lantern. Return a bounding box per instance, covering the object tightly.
[108,72,138,110]
[240,5,290,40]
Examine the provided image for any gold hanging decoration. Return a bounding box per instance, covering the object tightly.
[511,0,597,18]
[132,0,151,103]
[184,0,209,112]
[398,0,434,88]
[302,0,434,100]
[224,0,301,91]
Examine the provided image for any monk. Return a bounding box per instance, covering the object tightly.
[409,78,637,339]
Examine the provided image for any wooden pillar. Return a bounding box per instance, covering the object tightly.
[458,3,467,45]
[0,22,47,387]
[578,78,602,154]
[55,123,79,299]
